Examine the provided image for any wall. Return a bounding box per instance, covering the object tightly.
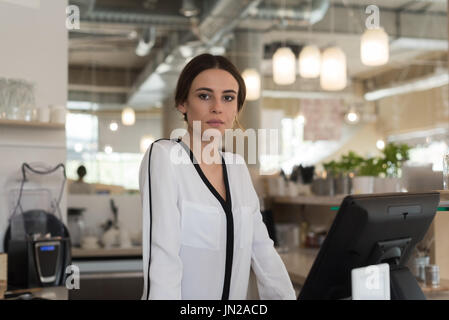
[320,123,383,163]
[0,0,68,251]
[67,194,142,243]
[377,85,449,136]
[0,0,68,109]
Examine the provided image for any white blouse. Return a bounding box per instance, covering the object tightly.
[139,138,296,300]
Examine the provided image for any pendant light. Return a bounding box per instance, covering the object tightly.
[121,107,135,126]
[242,68,261,100]
[344,108,360,124]
[361,27,389,66]
[299,45,321,79]
[320,47,347,91]
[273,47,296,85]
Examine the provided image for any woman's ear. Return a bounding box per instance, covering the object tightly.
[177,103,186,114]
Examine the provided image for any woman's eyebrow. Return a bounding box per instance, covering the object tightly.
[195,87,237,94]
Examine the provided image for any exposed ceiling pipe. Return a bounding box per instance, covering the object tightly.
[82,10,190,29]
[254,0,330,26]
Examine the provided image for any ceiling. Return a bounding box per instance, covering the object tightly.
[68,0,448,112]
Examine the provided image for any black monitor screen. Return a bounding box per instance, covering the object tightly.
[298,192,440,300]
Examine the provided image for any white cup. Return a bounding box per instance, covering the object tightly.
[50,106,66,124]
[81,236,99,249]
[37,106,50,122]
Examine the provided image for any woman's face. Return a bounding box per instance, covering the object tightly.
[177,68,239,138]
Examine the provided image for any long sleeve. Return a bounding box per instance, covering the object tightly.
[250,199,296,300]
[241,165,296,299]
[139,141,183,300]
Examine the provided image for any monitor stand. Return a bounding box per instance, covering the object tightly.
[390,267,426,300]
[370,238,426,300]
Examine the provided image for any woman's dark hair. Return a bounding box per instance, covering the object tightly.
[77,165,87,179]
[175,53,246,122]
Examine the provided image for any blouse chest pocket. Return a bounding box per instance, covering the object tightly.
[239,206,255,249]
[181,200,221,251]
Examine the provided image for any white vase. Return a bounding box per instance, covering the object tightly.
[374,177,401,193]
[352,176,374,194]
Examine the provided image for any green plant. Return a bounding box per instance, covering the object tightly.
[358,157,384,177]
[340,151,365,174]
[321,143,410,178]
[379,142,411,177]
[323,151,364,176]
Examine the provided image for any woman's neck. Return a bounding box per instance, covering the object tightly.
[181,129,222,165]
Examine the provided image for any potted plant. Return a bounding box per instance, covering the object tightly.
[375,142,410,192]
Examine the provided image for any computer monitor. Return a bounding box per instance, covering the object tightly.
[298,192,440,300]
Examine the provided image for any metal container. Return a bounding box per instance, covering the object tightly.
[425,265,440,288]
[413,256,429,282]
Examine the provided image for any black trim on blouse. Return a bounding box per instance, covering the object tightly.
[146,138,176,300]
[176,138,234,301]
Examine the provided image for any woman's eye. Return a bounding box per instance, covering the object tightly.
[223,95,235,102]
[198,93,210,100]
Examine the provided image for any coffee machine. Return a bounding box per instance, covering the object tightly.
[4,163,72,289]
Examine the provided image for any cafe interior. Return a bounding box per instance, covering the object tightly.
[0,0,449,300]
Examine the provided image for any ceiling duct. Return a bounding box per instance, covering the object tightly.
[129,0,331,108]
[128,0,265,107]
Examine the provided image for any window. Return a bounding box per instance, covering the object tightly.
[66,112,143,190]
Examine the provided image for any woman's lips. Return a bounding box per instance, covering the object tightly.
[206,121,224,127]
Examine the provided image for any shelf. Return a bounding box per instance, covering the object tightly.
[273,191,449,211]
[72,247,142,259]
[272,195,346,207]
[0,119,65,129]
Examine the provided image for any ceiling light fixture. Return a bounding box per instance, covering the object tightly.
[140,135,155,153]
[273,47,296,85]
[320,47,347,91]
[242,68,261,101]
[180,0,199,17]
[361,27,389,66]
[376,139,385,150]
[109,122,118,131]
[104,145,113,154]
[121,107,135,126]
[299,45,321,79]
[135,26,156,57]
[345,108,360,124]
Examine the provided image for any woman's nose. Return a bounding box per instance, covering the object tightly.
[210,99,223,113]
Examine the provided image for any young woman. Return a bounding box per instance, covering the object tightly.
[139,53,295,300]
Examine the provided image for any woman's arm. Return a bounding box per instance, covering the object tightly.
[139,141,183,300]
[238,160,296,300]
[250,197,297,300]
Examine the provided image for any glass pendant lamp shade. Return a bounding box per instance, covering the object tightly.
[242,68,261,100]
[320,47,347,91]
[299,45,321,78]
[121,107,135,126]
[361,27,389,66]
[273,47,296,85]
